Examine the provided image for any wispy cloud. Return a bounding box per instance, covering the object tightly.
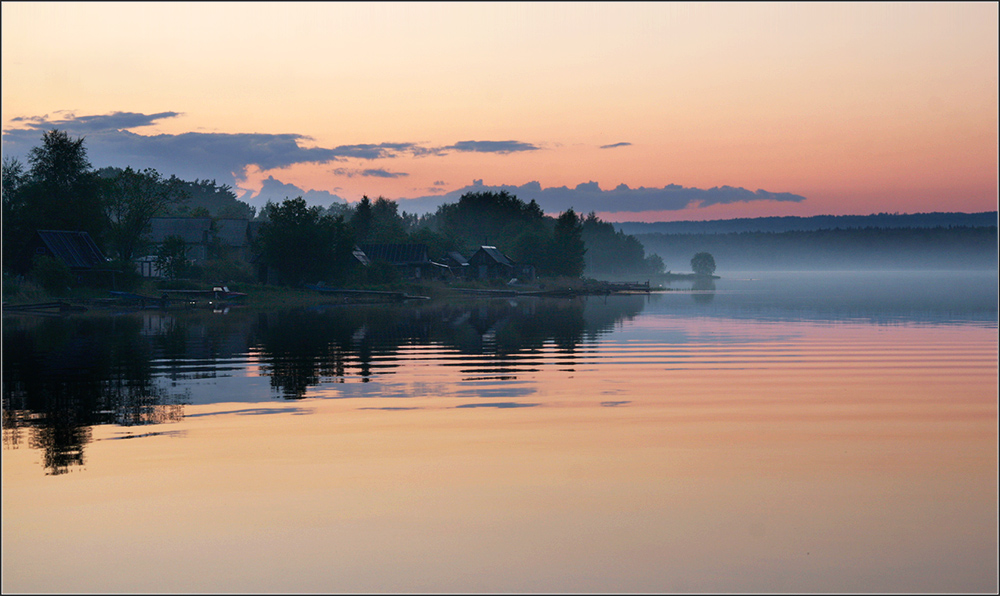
[444,140,539,154]
[331,167,409,179]
[600,142,632,149]
[9,110,181,132]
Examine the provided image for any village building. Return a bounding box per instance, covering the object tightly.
[357,243,448,279]
[26,229,115,284]
[466,246,535,281]
[439,251,470,278]
[140,217,256,277]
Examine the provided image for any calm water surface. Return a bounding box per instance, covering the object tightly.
[3,271,997,593]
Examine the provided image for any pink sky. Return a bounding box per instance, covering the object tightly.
[2,2,997,220]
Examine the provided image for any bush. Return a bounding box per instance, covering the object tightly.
[108,258,144,291]
[30,255,74,294]
[196,259,255,285]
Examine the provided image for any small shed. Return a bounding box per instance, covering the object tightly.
[29,230,109,271]
[467,246,515,280]
[440,251,470,278]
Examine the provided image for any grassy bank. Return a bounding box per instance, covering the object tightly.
[2,274,683,312]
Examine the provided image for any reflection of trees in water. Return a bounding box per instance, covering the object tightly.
[255,310,357,399]
[2,297,650,470]
[253,296,646,398]
[2,316,186,475]
[691,277,716,304]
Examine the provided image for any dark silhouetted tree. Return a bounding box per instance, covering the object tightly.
[3,131,105,273]
[102,167,189,263]
[549,209,586,277]
[156,235,190,280]
[351,195,373,242]
[258,197,355,285]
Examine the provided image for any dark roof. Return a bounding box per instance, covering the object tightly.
[148,217,250,246]
[358,244,429,265]
[445,251,468,265]
[36,230,108,270]
[472,246,514,267]
[214,219,249,246]
[149,217,212,244]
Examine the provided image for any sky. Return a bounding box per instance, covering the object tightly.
[2,2,997,222]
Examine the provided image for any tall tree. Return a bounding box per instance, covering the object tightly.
[351,195,373,243]
[549,208,586,277]
[3,130,105,273]
[368,196,407,243]
[690,252,716,276]
[1,157,30,272]
[258,197,355,285]
[102,167,189,263]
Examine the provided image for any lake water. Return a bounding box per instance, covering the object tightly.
[3,270,997,593]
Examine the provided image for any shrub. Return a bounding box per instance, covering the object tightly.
[30,255,74,294]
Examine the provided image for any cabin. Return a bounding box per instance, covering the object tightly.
[146,217,254,263]
[466,246,536,282]
[26,229,115,285]
[357,243,448,279]
[139,217,255,277]
[440,251,470,279]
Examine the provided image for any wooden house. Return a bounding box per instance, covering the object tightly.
[440,251,470,278]
[467,246,536,282]
[358,243,448,279]
[140,217,255,277]
[28,230,109,271]
[26,229,115,284]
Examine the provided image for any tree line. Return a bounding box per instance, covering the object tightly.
[636,226,998,271]
[2,129,666,287]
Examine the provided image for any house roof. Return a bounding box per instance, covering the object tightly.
[472,246,514,267]
[358,243,430,265]
[35,230,108,270]
[148,217,250,246]
[214,219,249,246]
[149,217,212,244]
[445,251,469,265]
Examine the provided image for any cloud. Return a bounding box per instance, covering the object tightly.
[396,180,807,216]
[2,111,542,196]
[444,140,539,154]
[9,110,181,132]
[1,111,434,187]
[600,142,632,149]
[331,167,409,179]
[243,175,349,208]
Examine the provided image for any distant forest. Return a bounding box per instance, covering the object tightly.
[637,225,998,272]
[617,211,998,235]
